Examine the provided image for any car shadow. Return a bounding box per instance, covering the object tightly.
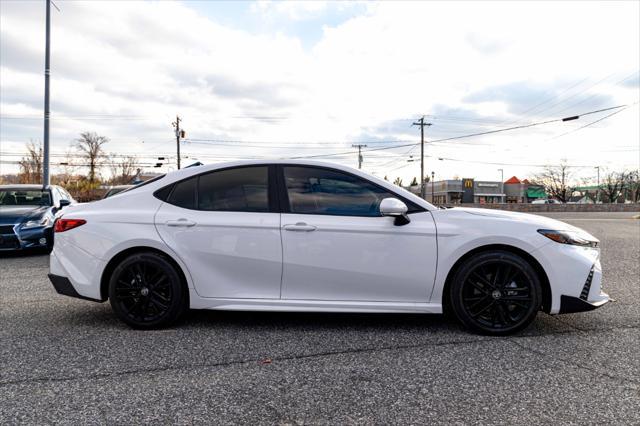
[180,309,462,333]
[0,249,50,258]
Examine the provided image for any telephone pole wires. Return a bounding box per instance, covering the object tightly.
[352,144,367,169]
[172,116,185,169]
[412,117,432,199]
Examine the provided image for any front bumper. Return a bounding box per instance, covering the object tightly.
[559,293,610,314]
[0,225,52,251]
[532,241,611,314]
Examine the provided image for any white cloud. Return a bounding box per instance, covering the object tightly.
[1,0,638,182]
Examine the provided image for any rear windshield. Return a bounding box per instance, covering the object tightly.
[0,189,52,206]
[119,175,165,195]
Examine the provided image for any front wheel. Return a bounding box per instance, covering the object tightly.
[450,251,542,335]
[109,252,187,329]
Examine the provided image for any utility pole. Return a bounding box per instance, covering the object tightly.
[172,116,184,169]
[351,144,367,169]
[595,166,600,204]
[412,117,432,199]
[42,0,52,186]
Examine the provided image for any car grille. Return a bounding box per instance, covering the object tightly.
[580,265,595,301]
[0,225,19,249]
[0,225,15,234]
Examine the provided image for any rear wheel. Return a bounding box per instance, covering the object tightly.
[450,251,542,335]
[109,252,187,329]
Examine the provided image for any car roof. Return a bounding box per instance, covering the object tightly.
[130,159,436,211]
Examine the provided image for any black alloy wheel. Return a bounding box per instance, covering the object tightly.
[109,252,187,329]
[450,251,542,335]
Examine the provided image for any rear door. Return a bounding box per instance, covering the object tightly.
[155,165,282,299]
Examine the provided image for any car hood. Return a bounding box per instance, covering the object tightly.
[447,207,591,234]
[0,206,49,224]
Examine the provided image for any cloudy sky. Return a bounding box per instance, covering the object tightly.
[1,0,639,182]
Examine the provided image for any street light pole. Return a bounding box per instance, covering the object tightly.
[42,0,52,186]
[431,171,435,204]
[498,168,504,203]
[595,166,600,204]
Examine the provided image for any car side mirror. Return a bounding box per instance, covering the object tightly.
[379,198,410,226]
[59,199,71,209]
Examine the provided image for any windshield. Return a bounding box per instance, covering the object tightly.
[0,189,52,207]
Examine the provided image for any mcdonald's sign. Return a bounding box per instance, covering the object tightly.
[462,178,474,203]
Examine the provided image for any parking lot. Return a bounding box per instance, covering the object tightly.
[1,212,638,424]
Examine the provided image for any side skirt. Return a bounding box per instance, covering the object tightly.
[189,291,443,314]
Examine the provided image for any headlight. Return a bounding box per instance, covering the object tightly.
[21,216,51,229]
[537,229,598,248]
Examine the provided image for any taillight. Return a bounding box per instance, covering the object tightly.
[54,218,86,233]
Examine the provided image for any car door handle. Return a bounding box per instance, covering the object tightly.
[283,222,317,232]
[166,219,196,227]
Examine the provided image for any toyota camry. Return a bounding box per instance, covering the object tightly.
[48,160,609,334]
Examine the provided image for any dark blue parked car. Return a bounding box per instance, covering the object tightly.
[0,184,75,252]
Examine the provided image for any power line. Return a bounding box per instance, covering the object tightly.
[288,104,631,160]
[547,105,635,141]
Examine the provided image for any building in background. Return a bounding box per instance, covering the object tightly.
[412,176,546,204]
[417,178,505,204]
[504,176,546,203]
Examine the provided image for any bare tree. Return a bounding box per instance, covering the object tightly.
[108,155,138,185]
[410,176,418,186]
[18,141,43,184]
[393,177,403,186]
[601,170,629,203]
[532,163,575,203]
[76,132,108,183]
[624,170,640,203]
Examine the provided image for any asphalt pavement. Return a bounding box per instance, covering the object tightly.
[1,212,639,424]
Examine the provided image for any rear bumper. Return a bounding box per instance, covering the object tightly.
[48,273,104,302]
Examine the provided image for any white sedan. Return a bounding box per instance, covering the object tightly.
[48,160,609,335]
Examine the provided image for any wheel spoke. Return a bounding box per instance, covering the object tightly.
[496,303,510,326]
[470,300,495,318]
[150,275,168,290]
[492,264,503,288]
[149,296,169,311]
[501,295,532,302]
[471,271,495,289]
[502,265,520,288]
[505,300,531,310]
[467,295,492,312]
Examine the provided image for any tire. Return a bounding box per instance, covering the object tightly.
[108,252,187,329]
[449,250,542,335]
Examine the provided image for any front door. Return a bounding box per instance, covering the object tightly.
[279,165,437,302]
[155,165,282,299]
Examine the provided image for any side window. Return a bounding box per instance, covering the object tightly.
[198,166,269,212]
[167,177,196,209]
[283,166,397,217]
